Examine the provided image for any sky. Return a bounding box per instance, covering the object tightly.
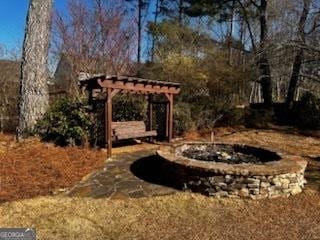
[0,0,71,52]
[0,0,156,60]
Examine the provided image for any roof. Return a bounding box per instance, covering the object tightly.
[80,74,181,95]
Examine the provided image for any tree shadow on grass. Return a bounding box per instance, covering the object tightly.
[130,155,182,190]
[305,157,320,192]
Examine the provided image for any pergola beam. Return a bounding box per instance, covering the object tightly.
[97,78,180,94]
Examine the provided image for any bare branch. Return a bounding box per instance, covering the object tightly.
[236,0,256,50]
[305,14,320,35]
[300,73,320,83]
[249,0,259,9]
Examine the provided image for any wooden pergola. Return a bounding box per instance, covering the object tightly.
[80,74,181,158]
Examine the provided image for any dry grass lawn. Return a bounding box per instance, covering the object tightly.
[0,191,320,240]
[1,128,320,239]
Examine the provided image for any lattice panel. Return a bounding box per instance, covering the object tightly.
[91,99,105,147]
[152,102,167,140]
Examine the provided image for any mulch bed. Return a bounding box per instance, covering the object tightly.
[0,134,107,202]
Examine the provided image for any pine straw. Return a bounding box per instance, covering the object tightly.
[0,134,107,202]
[1,191,320,240]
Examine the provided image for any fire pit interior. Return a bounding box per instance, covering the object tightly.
[181,144,280,164]
[157,142,307,199]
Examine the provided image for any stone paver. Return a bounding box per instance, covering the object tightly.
[67,144,177,199]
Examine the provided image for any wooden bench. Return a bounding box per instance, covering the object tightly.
[112,121,157,141]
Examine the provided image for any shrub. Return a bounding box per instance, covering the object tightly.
[292,92,320,129]
[112,95,146,121]
[193,106,245,131]
[273,102,291,125]
[36,98,92,146]
[174,102,194,135]
[245,106,274,129]
[196,109,221,131]
[218,108,246,127]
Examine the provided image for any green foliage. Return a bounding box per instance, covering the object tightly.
[174,102,194,135]
[36,98,92,146]
[148,20,208,55]
[185,0,231,19]
[143,21,253,135]
[292,92,320,129]
[112,95,146,121]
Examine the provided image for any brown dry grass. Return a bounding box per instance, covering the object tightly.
[0,134,107,202]
[0,191,320,240]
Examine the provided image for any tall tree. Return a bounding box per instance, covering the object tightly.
[17,0,53,138]
[186,0,274,107]
[126,0,149,65]
[227,0,235,65]
[257,0,273,107]
[150,0,160,61]
[137,0,143,64]
[286,0,312,108]
[53,0,135,92]
[178,0,185,23]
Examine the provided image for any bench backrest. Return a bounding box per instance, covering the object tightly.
[112,121,146,135]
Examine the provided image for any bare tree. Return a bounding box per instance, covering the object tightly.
[286,0,318,107]
[236,0,273,106]
[17,0,53,138]
[53,0,136,93]
[150,0,160,61]
[265,0,320,103]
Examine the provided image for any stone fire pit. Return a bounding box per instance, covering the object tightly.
[157,142,307,199]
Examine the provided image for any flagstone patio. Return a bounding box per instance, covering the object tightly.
[67,143,177,200]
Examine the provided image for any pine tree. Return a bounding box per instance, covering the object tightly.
[17,0,53,138]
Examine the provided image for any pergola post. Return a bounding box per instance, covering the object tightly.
[165,93,173,142]
[148,94,153,131]
[105,88,120,158]
[105,88,112,158]
[166,103,169,138]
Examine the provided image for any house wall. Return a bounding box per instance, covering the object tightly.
[0,60,20,132]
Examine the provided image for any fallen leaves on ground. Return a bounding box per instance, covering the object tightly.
[0,134,107,202]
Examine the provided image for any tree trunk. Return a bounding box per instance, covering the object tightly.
[17,0,52,138]
[227,0,235,65]
[137,0,142,64]
[151,0,159,62]
[258,52,272,106]
[286,0,311,108]
[178,0,184,24]
[258,0,273,107]
[286,48,303,107]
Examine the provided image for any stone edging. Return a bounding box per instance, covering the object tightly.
[157,142,308,199]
